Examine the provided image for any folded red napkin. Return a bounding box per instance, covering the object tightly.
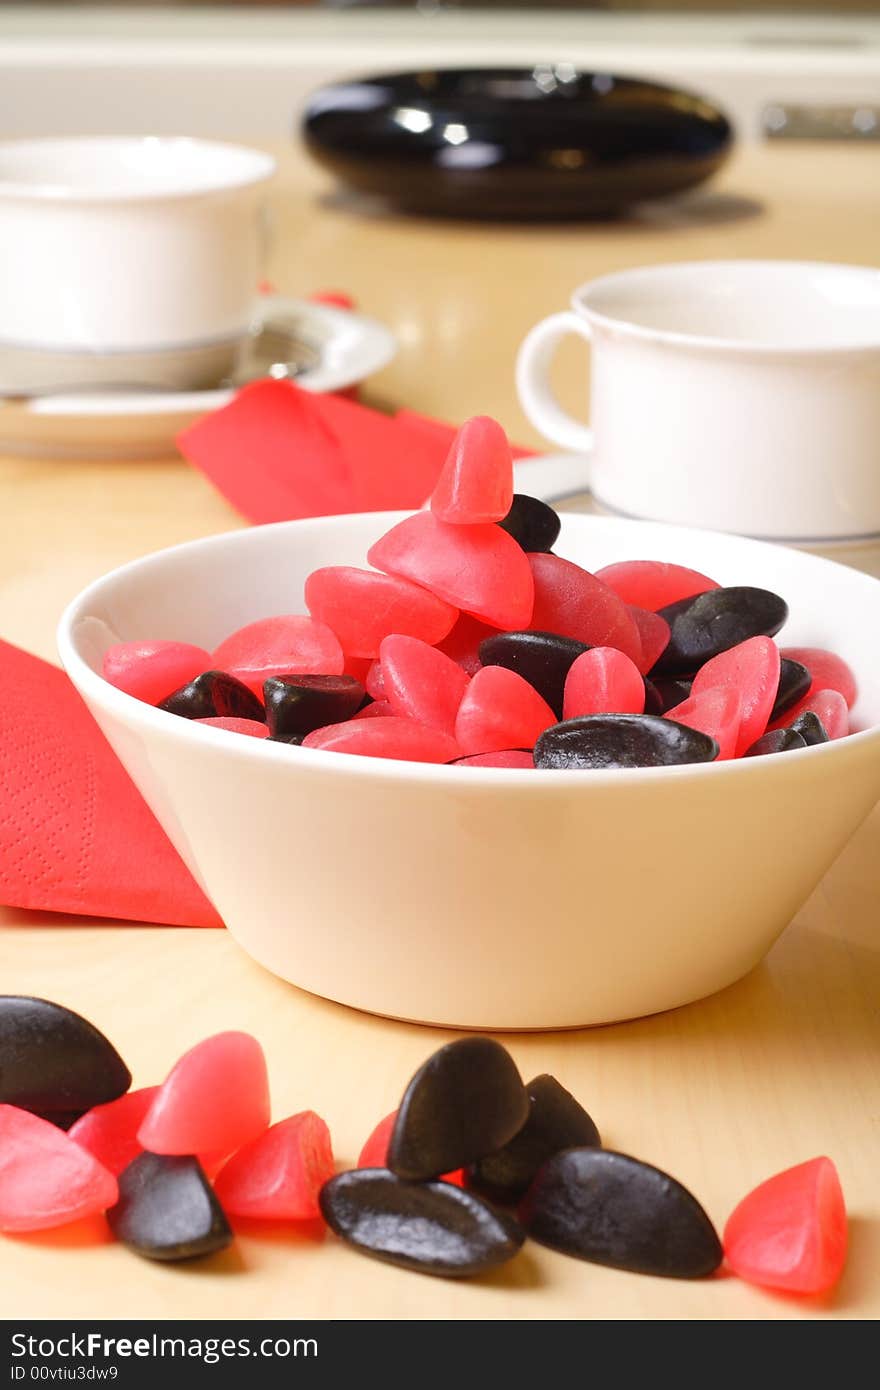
[0,639,222,928]
[177,379,532,525]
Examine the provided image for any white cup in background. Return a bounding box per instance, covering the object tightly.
[0,137,276,394]
[516,260,880,541]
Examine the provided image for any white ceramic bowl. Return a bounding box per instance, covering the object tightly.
[58,512,880,1031]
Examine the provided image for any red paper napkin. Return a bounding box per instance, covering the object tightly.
[0,639,222,929]
[177,379,532,525]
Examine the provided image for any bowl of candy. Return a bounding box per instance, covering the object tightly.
[58,420,880,1029]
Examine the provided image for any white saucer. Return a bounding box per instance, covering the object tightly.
[515,452,880,578]
[0,297,397,461]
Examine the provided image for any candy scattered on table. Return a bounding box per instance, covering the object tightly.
[358,1110,464,1186]
[214,1112,334,1221]
[0,1105,118,1231]
[320,1169,525,1277]
[0,996,131,1124]
[467,1074,600,1205]
[107,1152,232,1262]
[723,1157,847,1294]
[68,1086,159,1176]
[520,1148,724,1279]
[93,413,860,769]
[137,1032,270,1160]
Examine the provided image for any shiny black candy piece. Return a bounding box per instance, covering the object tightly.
[520,1147,723,1279]
[319,1168,524,1278]
[303,69,732,220]
[645,677,693,714]
[743,728,807,757]
[159,670,264,722]
[263,674,365,740]
[0,996,131,1119]
[388,1037,529,1181]
[497,494,561,554]
[108,1152,232,1262]
[467,1074,600,1205]
[479,630,589,718]
[534,714,718,770]
[769,658,811,723]
[652,587,789,677]
[790,710,830,745]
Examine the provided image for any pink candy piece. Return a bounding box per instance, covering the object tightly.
[455,665,556,756]
[0,1105,118,1232]
[352,699,394,720]
[691,636,781,756]
[380,635,470,735]
[212,616,344,696]
[302,716,460,763]
[68,1087,160,1177]
[102,640,212,706]
[455,750,535,768]
[430,415,514,525]
[197,717,269,738]
[666,687,742,761]
[563,647,645,720]
[365,660,386,700]
[594,561,720,612]
[138,1032,270,1160]
[529,554,642,666]
[368,511,534,631]
[780,647,857,709]
[343,654,374,685]
[305,565,458,659]
[627,606,670,675]
[213,1111,334,1222]
[789,688,849,740]
[435,613,499,675]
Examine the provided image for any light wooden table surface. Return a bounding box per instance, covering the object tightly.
[2,142,879,1321]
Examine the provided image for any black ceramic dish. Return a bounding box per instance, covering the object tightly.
[302,67,733,220]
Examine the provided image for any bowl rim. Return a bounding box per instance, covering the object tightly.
[57,510,880,791]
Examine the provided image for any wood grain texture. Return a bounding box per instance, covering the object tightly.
[1,140,879,1319]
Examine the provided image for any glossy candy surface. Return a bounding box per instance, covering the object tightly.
[520,1147,723,1279]
[528,554,642,665]
[214,1111,334,1221]
[790,710,830,745]
[302,717,459,763]
[478,629,588,718]
[357,1111,464,1186]
[320,1169,525,1278]
[102,640,212,707]
[212,615,344,695]
[380,635,470,735]
[159,670,264,722]
[665,688,742,762]
[690,636,780,756]
[497,494,561,553]
[0,996,131,1121]
[435,612,500,676]
[627,606,670,675]
[305,566,457,658]
[534,714,719,770]
[768,658,812,724]
[594,560,719,612]
[455,665,556,756]
[196,717,269,738]
[744,728,807,757]
[68,1086,159,1177]
[368,511,534,630]
[780,646,857,708]
[723,1156,847,1293]
[780,689,848,741]
[263,674,365,741]
[653,587,788,676]
[647,677,692,713]
[388,1038,529,1181]
[0,1105,118,1231]
[467,1074,600,1205]
[108,1152,232,1262]
[430,415,513,524]
[138,1032,270,1159]
[562,647,645,721]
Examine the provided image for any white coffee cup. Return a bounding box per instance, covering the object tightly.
[516,260,880,541]
[0,136,276,394]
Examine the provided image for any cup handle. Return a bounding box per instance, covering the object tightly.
[516,310,594,458]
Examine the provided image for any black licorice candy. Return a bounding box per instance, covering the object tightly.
[743,728,807,757]
[107,1152,232,1262]
[769,658,812,723]
[479,630,589,718]
[652,587,789,677]
[320,1168,525,1278]
[159,670,264,722]
[467,1074,600,1205]
[0,996,131,1120]
[534,714,718,770]
[520,1147,723,1279]
[497,494,561,554]
[263,674,364,741]
[789,710,830,746]
[387,1037,529,1181]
